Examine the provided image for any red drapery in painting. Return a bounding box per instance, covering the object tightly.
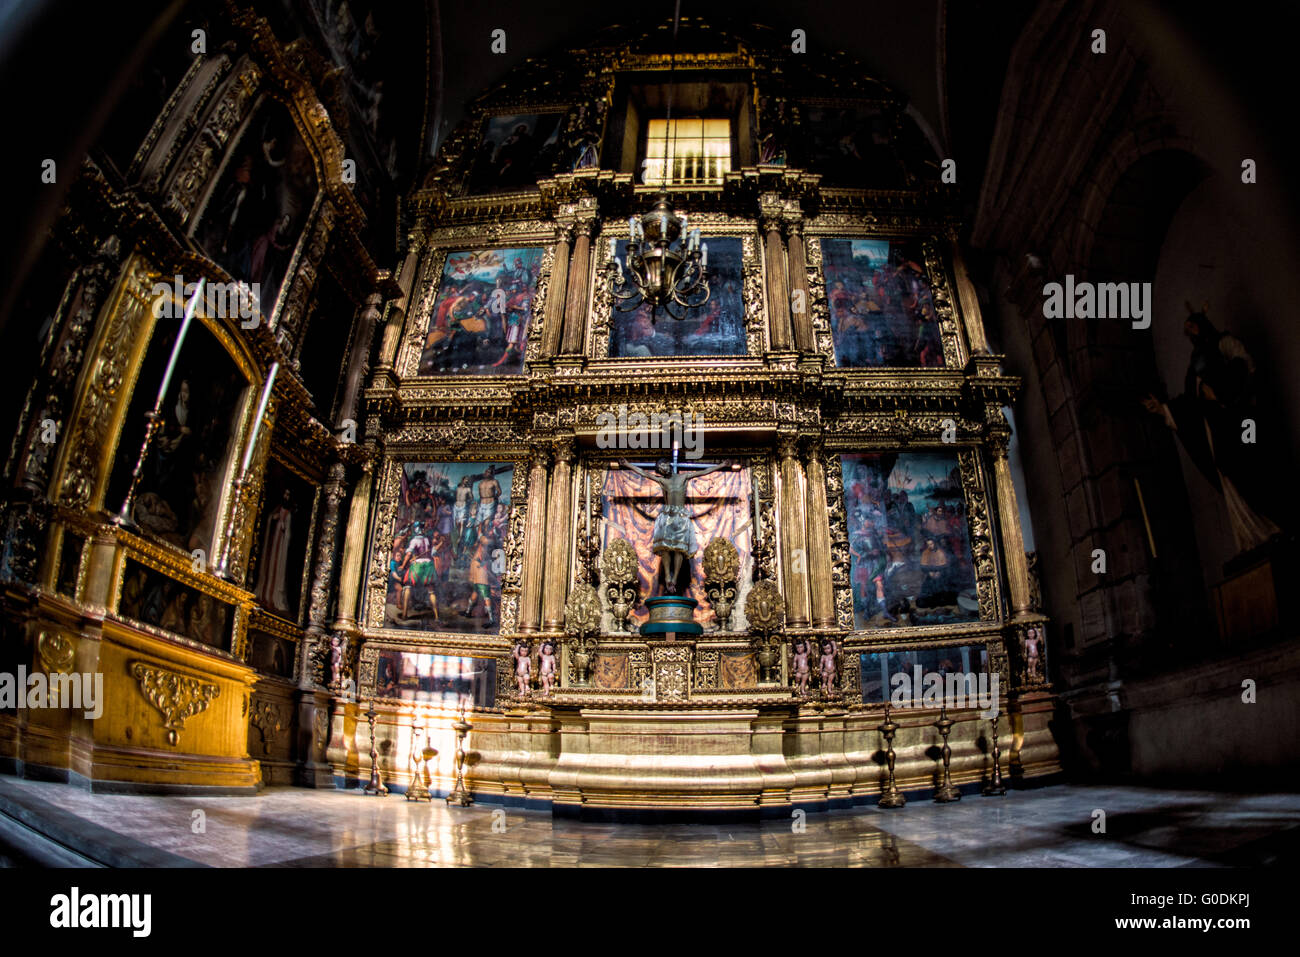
[600,465,753,625]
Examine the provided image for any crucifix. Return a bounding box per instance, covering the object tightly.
[618,444,733,595]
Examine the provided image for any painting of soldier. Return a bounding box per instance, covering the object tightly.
[841,451,978,629]
[385,462,513,635]
[822,238,945,368]
[418,247,542,375]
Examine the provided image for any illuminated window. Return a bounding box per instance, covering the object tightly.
[643,118,731,186]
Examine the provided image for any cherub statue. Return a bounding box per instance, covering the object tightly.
[792,638,812,696]
[539,641,558,695]
[818,639,839,695]
[1023,627,1043,682]
[513,640,532,695]
[329,634,344,689]
[618,457,733,594]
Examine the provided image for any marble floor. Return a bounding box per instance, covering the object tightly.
[1,776,1297,867]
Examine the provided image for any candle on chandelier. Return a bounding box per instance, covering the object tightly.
[701,242,708,267]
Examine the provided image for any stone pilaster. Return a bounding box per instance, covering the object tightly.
[777,433,810,628]
[519,446,551,632]
[803,440,836,628]
[542,437,576,631]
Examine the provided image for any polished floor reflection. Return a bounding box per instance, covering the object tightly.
[1,776,1297,867]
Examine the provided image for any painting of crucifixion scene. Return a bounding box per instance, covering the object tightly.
[383,462,514,634]
[610,237,747,357]
[840,451,979,629]
[599,459,754,629]
[821,238,946,368]
[416,247,542,375]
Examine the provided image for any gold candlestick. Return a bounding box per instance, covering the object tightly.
[877,702,906,808]
[933,706,961,803]
[405,724,436,802]
[982,710,1007,796]
[445,705,473,806]
[363,699,388,797]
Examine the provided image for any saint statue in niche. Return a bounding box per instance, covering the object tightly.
[617,458,734,595]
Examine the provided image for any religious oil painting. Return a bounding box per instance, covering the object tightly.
[610,237,747,357]
[383,462,514,635]
[798,104,908,188]
[374,650,496,709]
[821,238,945,368]
[193,99,318,316]
[119,559,234,652]
[859,644,991,703]
[467,112,564,193]
[599,460,753,628]
[247,628,297,680]
[106,321,248,557]
[840,452,978,629]
[417,247,542,375]
[250,459,316,624]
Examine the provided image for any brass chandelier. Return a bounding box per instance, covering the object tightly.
[608,0,709,322]
[611,194,709,320]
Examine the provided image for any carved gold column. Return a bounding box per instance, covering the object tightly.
[518,446,551,632]
[785,216,815,353]
[987,426,1032,618]
[335,291,383,431]
[803,441,836,628]
[949,238,991,356]
[331,460,373,632]
[541,437,575,631]
[542,223,572,357]
[761,201,792,352]
[560,220,593,355]
[303,461,348,685]
[374,235,424,379]
[777,433,810,628]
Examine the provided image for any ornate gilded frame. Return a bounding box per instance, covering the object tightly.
[394,230,558,382]
[589,215,767,361]
[361,448,531,651]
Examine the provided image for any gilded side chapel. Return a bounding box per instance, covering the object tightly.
[0,0,1296,836]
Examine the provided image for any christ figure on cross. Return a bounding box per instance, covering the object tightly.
[618,457,733,595]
